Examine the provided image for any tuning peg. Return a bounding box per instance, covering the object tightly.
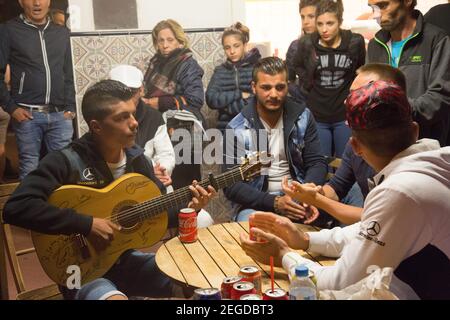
[240,154,249,165]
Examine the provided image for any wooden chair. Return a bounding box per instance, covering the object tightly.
[0,182,62,300]
[325,156,343,181]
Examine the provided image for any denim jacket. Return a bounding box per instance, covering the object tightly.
[222,97,326,212]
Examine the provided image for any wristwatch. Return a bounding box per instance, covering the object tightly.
[274,195,282,214]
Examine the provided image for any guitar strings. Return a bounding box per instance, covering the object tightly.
[113,170,241,224]
[104,167,244,225]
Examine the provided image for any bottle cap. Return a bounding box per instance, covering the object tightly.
[295,265,309,277]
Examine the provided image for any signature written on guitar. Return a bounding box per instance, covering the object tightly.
[126,180,151,194]
[57,194,92,209]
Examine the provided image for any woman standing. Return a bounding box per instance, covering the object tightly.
[206,22,261,131]
[286,0,320,82]
[143,19,205,189]
[294,0,365,158]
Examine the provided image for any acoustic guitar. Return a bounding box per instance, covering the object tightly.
[31,153,269,287]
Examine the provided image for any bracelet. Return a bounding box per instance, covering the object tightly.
[274,196,282,214]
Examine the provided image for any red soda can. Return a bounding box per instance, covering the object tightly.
[231,281,256,300]
[263,288,289,300]
[179,208,197,243]
[221,276,242,299]
[238,265,262,293]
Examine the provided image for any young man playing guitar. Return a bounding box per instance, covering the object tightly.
[3,80,217,300]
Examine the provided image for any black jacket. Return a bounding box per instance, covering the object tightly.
[206,48,261,131]
[135,99,165,147]
[147,54,206,126]
[286,38,307,105]
[2,133,171,236]
[368,11,450,145]
[0,15,75,113]
[424,4,450,36]
[286,39,300,82]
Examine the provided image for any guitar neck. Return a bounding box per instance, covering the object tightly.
[132,166,244,222]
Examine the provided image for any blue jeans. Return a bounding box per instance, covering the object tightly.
[13,111,73,179]
[330,183,365,228]
[235,208,257,222]
[65,250,173,300]
[315,183,364,228]
[341,183,364,208]
[316,121,351,158]
[235,192,282,222]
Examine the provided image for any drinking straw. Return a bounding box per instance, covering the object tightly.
[270,256,274,292]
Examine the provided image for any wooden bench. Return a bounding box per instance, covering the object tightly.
[0,182,62,300]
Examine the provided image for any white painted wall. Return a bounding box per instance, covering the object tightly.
[136,0,245,30]
[68,0,246,31]
[67,0,95,31]
[245,0,300,59]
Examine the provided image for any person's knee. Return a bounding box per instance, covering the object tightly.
[106,294,128,300]
[75,278,126,300]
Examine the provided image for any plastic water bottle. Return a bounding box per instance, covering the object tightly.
[289,265,317,300]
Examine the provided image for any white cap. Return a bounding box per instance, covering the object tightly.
[109,64,143,89]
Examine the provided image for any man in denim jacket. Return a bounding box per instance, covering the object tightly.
[223,57,327,225]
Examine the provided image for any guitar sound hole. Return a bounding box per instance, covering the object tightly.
[116,205,139,229]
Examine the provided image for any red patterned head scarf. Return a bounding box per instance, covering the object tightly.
[345,80,412,130]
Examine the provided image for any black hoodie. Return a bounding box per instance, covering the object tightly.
[294,29,365,123]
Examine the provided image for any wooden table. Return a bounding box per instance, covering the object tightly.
[155,222,335,293]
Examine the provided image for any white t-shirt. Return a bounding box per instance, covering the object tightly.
[260,115,292,193]
[107,154,127,180]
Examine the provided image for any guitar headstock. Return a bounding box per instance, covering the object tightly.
[240,151,272,182]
